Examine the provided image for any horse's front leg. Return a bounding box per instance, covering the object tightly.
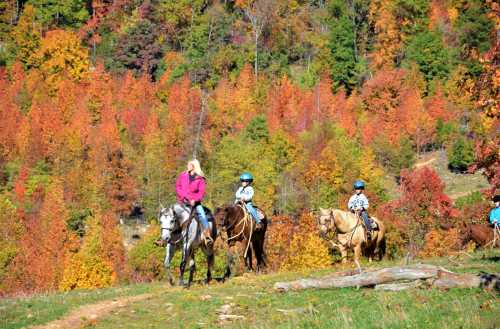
[224,244,235,280]
[164,243,175,286]
[244,241,253,272]
[339,245,348,264]
[205,250,214,284]
[354,244,362,273]
[187,253,196,288]
[179,241,189,287]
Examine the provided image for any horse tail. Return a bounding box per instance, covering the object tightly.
[378,236,386,261]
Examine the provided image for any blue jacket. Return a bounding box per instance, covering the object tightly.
[490,207,500,225]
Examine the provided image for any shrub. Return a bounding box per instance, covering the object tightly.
[59,254,116,291]
[420,228,461,257]
[127,224,165,282]
[265,215,296,271]
[59,216,119,291]
[448,137,474,173]
[280,232,331,272]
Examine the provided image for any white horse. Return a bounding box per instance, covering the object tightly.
[159,204,216,287]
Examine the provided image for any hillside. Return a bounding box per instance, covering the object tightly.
[0,0,498,298]
[413,150,490,200]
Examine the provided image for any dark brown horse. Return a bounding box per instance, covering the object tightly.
[460,223,500,249]
[215,203,267,278]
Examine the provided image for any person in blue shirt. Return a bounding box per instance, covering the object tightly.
[348,180,372,238]
[235,172,262,229]
[490,195,500,226]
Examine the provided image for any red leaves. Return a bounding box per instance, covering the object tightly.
[399,166,456,222]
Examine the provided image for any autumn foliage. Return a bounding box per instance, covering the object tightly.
[0,0,496,295]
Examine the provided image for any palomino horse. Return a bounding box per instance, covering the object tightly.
[215,202,267,278]
[159,204,217,287]
[318,208,386,271]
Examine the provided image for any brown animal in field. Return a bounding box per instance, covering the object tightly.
[318,208,386,272]
[460,223,500,248]
[215,203,268,278]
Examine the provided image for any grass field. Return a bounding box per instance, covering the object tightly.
[1,250,498,329]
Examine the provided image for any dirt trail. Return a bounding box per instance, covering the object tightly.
[28,293,154,329]
[413,157,437,168]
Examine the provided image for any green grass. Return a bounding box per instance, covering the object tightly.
[0,282,162,329]
[414,150,490,200]
[2,251,498,329]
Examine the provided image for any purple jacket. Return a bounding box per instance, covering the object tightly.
[175,171,206,203]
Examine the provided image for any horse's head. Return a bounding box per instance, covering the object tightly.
[318,208,334,238]
[159,206,179,243]
[214,205,231,229]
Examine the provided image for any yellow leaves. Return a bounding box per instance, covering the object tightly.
[447,7,459,23]
[369,0,401,69]
[359,148,384,187]
[420,228,460,258]
[11,5,41,68]
[280,232,331,272]
[31,30,89,88]
[59,253,116,291]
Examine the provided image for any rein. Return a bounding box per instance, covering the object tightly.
[330,210,362,247]
[221,204,253,257]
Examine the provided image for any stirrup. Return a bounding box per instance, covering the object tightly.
[203,229,213,245]
[154,238,165,247]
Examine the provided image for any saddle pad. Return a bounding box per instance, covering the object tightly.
[256,208,265,220]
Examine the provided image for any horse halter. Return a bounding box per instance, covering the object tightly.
[318,210,337,237]
[159,207,183,244]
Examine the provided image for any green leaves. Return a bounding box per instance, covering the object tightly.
[27,0,89,29]
[403,30,452,82]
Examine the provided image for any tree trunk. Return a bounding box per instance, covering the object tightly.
[274,265,440,291]
[274,265,494,292]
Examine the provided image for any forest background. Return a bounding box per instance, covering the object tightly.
[0,0,498,295]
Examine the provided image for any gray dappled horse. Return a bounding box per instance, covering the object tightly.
[159,204,217,287]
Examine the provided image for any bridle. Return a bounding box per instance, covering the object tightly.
[219,203,253,257]
[159,207,184,245]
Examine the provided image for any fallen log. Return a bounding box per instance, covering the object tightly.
[274,264,498,292]
[274,265,440,292]
[430,271,482,289]
[375,280,423,291]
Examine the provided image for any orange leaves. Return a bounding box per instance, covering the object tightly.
[267,75,314,135]
[205,64,258,146]
[369,0,401,69]
[420,228,461,257]
[6,179,76,293]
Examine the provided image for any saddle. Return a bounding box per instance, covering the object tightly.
[238,202,265,230]
[355,212,378,231]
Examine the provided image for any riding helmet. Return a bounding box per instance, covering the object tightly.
[353,180,365,190]
[493,195,500,203]
[240,172,254,183]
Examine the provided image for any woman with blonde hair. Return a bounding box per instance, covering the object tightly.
[175,159,212,242]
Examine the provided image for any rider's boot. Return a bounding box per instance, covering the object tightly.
[154,238,165,247]
[203,227,213,246]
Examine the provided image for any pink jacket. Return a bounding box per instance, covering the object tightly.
[175,171,206,203]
